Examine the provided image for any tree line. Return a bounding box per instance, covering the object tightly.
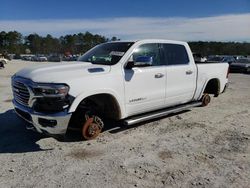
[0,31,249,56]
[0,31,119,56]
[189,41,250,56]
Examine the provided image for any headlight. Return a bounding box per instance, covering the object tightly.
[33,84,69,97]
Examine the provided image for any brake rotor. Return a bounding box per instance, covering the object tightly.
[202,94,211,106]
[82,115,103,140]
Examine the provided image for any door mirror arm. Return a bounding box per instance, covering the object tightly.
[125,61,134,69]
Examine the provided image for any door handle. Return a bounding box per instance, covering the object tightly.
[186,70,193,75]
[155,73,164,78]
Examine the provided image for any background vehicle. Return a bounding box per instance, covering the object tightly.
[11,39,229,140]
[63,55,79,61]
[21,55,33,61]
[207,55,236,64]
[48,55,62,62]
[0,54,9,68]
[193,53,207,62]
[234,55,246,60]
[31,55,47,62]
[229,58,250,73]
[0,61,4,68]
[0,57,8,65]
[37,56,47,62]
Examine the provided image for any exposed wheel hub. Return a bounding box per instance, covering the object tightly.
[88,122,99,136]
[202,94,211,106]
[82,114,104,140]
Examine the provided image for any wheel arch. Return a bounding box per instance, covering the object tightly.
[0,59,7,64]
[201,78,221,97]
[68,91,124,120]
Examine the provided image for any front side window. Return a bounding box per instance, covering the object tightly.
[132,43,162,66]
[162,44,189,65]
[78,42,134,65]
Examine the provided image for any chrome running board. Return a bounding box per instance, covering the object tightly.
[124,101,202,126]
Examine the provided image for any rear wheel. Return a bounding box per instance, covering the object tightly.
[201,93,211,106]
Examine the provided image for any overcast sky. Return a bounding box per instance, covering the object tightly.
[1,0,250,41]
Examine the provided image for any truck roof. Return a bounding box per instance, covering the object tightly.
[108,39,188,45]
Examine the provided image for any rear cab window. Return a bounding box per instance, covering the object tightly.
[161,44,190,65]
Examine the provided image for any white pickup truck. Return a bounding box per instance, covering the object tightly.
[12,39,229,139]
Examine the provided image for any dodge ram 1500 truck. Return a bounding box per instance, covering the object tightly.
[12,39,229,140]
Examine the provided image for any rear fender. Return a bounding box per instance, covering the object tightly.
[199,78,220,99]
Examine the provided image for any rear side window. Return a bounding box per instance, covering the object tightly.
[162,44,189,65]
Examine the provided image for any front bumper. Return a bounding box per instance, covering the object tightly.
[13,99,72,135]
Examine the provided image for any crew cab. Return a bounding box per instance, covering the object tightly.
[11,39,229,140]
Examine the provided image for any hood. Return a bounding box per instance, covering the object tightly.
[15,62,111,83]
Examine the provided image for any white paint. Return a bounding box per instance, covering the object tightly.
[15,39,229,119]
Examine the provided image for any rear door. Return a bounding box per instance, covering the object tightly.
[124,43,166,116]
[161,43,196,106]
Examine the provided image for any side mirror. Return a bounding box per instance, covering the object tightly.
[126,61,134,69]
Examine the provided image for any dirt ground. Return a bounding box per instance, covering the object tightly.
[0,60,250,188]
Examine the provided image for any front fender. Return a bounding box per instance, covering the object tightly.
[68,89,126,119]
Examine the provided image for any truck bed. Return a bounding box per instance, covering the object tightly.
[193,62,229,100]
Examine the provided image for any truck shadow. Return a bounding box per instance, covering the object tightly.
[64,110,191,142]
[105,110,191,134]
[0,109,191,150]
[0,109,49,154]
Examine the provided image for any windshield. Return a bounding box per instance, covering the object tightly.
[78,42,134,65]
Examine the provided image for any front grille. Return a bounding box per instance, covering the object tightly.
[12,80,30,106]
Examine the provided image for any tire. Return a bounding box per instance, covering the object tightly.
[0,62,4,68]
[0,60,7,64]
[245,68,250,74]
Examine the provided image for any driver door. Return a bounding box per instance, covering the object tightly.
[124,43,166,116]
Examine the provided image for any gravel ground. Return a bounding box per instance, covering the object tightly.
[0,60,250,188]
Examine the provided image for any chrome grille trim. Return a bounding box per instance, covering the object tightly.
[12,78,31,107]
